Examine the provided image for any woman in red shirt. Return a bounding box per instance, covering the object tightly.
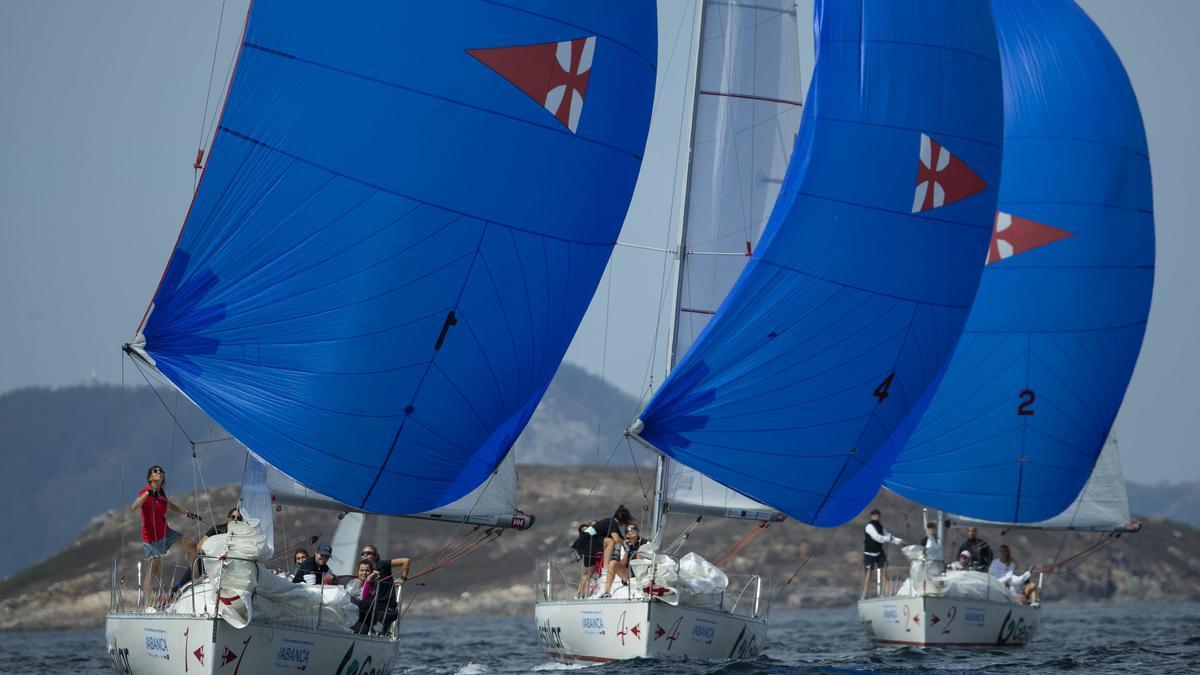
[130,465,199,608]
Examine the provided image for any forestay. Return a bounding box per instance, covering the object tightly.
[884,0,1154,522]
[664,0,806,522]
[639,0,1004,526]
[131,1,657,514]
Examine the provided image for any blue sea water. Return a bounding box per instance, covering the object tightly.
[2,603,1197,674]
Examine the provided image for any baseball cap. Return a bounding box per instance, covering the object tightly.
[317,544,333,556]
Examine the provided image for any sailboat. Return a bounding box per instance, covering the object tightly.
[536,0,1006,664]
[106,2,657,673]
[535,0,803,662]
[857,0,1155,648]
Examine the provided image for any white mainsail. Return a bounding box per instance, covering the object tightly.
[328,512,365,576]
[956,434,1135,532]
[264,451,528,529]
[661,0,808,522]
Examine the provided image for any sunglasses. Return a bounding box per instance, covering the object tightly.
[361,550,377,556]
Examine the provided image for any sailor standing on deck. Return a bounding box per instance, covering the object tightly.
[862,508,902,597]
[920,521,944,574]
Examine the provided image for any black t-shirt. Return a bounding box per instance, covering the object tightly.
[591,517,624,553]
[292,557,331,584]
[958,537,993,570]
[373,559,400,606]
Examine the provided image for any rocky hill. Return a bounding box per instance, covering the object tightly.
[2,466,1196,631]
[0,364,644,581]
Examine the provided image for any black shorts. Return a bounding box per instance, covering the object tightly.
[863,553,887,570]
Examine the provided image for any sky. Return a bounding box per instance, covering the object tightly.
[1,1,1197,484]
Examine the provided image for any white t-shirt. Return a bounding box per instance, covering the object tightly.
[989,558,1030,591]
[922,533,944,562]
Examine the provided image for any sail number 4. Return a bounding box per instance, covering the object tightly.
[873,373,895,402]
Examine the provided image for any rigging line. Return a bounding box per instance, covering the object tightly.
[196,0,229,152]
[596,262,614,466]
[119,354,129,579]
[615,241,674,254]
[626,437,651,514]
[641,0,704,391]
[1050,528,1073,570]
[398,456,509,609]
[202,4,241,153]
[713,521,771,568]
[412,531,501,578]
[129,358,197,446]
[409,526,482,567]
[168,389,182,544]
[552,433,644,555]
[771,538,826,606]
[196,423,222,526]
[187,441,208,545]
[1047,534,1118,574]
[193,436,235,446]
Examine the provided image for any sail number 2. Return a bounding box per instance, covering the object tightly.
[1017,389,1035,416]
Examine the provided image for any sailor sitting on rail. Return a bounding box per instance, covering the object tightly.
[600,524,648,598]
[990,544,1038,604]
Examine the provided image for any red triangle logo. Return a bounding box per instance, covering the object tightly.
[194,645,205,665]
[468,36,595,133]
[221,647,237,667]
[987,211,1074,264]
[912,133,987,212]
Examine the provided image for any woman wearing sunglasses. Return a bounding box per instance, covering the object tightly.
[130,465,200,608]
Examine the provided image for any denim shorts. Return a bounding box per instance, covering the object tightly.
[143,528,182,559]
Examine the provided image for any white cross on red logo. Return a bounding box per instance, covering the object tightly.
[912,133,987,213]
[544,37,594,132]
[468,36,596,133]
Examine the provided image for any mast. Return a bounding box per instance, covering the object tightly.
[641,0,810,537]
[649,0,708,544]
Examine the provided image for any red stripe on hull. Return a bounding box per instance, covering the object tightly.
[546,651,618,663]
[871,639,1026,648]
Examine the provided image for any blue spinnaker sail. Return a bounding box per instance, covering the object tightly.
[135,2,657,514]
[883,0,1154,522]
[638,0,1004,526]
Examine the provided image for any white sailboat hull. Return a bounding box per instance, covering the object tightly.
[105,613,400,675]
[534,599,766,664]
[857,596,1039,647]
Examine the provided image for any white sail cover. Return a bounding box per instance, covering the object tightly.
[958,434,1133,532]
[266,451,528,529]
[664,0,805,521]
